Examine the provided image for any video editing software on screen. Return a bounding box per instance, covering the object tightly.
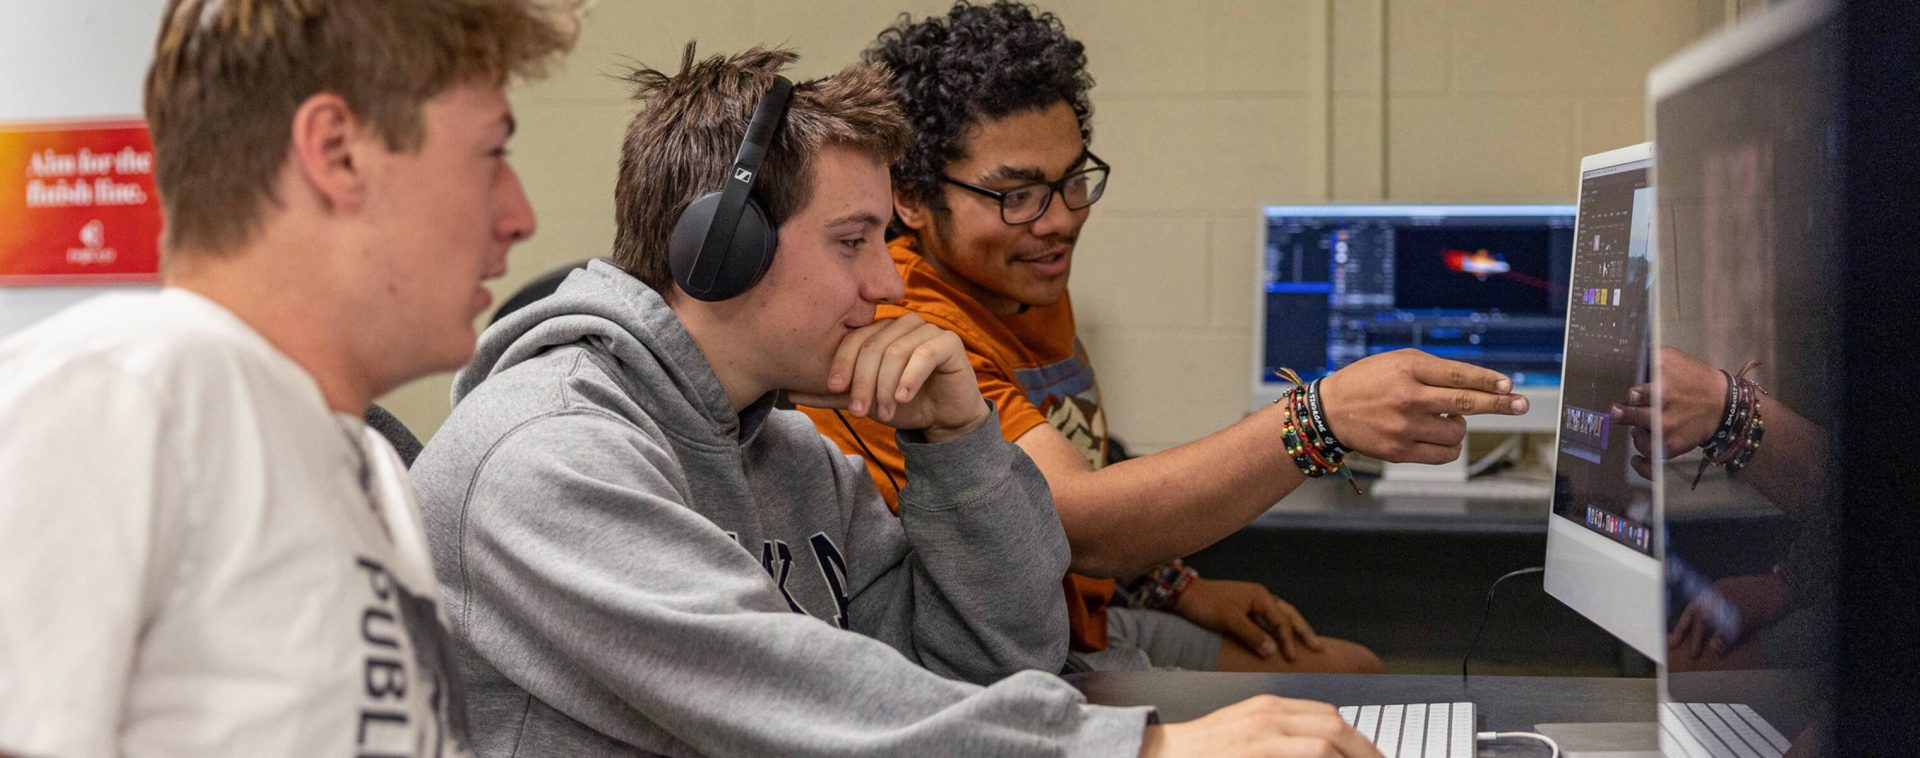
[1551,167,1655,555]
[1260,207,1574,388]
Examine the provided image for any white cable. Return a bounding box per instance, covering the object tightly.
[1477,730,1561,757]
[1466,432,1525,477]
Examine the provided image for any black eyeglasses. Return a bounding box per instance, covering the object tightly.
[939,152,1111,225]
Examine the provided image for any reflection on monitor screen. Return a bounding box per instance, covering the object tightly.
[1650,0,1839,753]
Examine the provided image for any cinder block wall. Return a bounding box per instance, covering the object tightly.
[381,0,1730,449]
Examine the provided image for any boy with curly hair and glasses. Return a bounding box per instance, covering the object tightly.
[808,0,1531,675]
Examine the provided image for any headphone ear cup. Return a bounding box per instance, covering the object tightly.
[668,193,779,301]
[668,192,721,295]
[733,199,777,292]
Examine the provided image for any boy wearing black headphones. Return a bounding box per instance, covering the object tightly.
[410,45,1076,752]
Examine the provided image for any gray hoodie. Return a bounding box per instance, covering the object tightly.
[412,261,1150,757]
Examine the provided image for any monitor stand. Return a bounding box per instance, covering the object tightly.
[1372,458,1469,498]
[1369,458,1552,500]
[1374,457,1468,487]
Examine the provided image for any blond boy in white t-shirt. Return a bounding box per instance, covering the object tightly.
[0,1,574,755]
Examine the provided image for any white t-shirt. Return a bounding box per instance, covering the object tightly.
[0,290,470,758]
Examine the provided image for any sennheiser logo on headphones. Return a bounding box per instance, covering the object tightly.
[734,168,754,183]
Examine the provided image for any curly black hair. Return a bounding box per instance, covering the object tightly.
[865,1,1094,218]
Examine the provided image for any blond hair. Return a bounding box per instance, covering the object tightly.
[612,45,910,293]
[144,0,579,254]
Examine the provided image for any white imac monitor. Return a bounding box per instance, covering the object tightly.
[1541,143,1664,661]
[1250,204,1575,436]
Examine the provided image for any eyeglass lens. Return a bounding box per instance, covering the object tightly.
[1001,167,1107,223]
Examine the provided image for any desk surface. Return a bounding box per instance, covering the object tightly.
[1254,477,1552,535]
[1256,468,1783,536]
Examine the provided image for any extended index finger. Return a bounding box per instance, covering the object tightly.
[1413,386,1528,416]
[1409,355,1513,394]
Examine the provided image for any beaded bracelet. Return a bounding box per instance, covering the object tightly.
[1691,361,1767,490]
[1274,368,1362,495]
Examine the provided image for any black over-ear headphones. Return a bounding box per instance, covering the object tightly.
[667,75,795,301]
[674,77,904,497]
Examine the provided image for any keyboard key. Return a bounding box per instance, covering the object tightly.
[1398,703,1427,757]
[1377,705,1404,757]
[1709,703,1782,758]
[1670,703,1738,757]
[1688,702,1762,758]
[1357,705,1382,742]
[1730,704,1793,752]
[1424,703,1450,758]
[1660,706,1717,758]
[1450,703,1476,758]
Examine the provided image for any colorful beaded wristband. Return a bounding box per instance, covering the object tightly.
[1275,368,1362,495]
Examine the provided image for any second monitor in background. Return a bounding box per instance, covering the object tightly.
[1253,204,1575,488]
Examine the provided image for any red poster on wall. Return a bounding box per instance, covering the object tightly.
[0,119,163,285]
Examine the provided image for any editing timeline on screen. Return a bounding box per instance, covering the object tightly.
[1551,163,1656,555]
[1259,206,1574,388]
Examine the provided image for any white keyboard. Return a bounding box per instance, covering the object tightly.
[1338,701,1477,757]
[1659,702,1793,758]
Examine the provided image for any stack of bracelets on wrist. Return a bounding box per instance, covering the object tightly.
[1691,360,1767,490]
[1274,367,1362,495]
[1123,560,1199,611]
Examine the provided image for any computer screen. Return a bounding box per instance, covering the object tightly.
[1553,159,1656,556]
[1541,144,1665,661]
[1650,0,1839,750]
[1252,205,1574,432]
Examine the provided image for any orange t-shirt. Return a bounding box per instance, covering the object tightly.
[801,235,1118,652]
